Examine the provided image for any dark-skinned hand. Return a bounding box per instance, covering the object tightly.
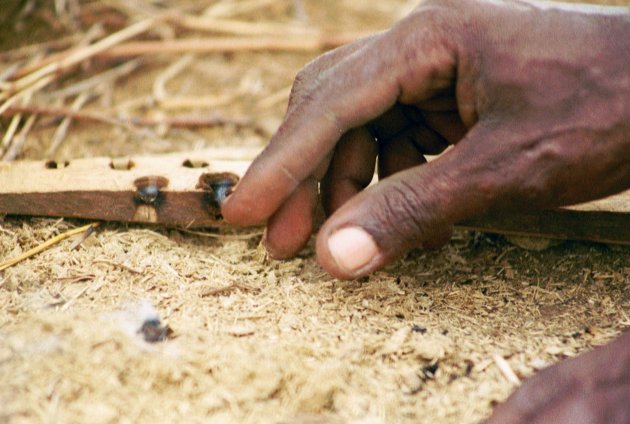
[222,0,630,422]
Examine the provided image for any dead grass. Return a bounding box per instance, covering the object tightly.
[1,1,629,423]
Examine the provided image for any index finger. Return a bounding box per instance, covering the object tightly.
[222,17,456,225]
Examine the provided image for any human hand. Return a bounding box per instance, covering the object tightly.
[222,0,630,279]
[485,331,630,424]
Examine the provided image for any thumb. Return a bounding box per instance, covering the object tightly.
[315,133,495,280]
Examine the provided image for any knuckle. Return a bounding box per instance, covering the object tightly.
[288,61,328,113]
[369,180,446,250]
[385,1,463,97]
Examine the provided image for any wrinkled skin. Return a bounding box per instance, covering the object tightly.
[221,0,630,422]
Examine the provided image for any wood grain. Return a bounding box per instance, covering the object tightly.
[1,149,629,244]
[0,148,257,227]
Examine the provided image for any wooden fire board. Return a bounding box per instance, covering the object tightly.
[1,149,629,245]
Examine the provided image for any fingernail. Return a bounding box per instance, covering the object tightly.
[327,227,378,274]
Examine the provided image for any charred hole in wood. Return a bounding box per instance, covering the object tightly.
[182,159,209,168]
[196,172,239,218]
[109,158,135,170]
[133,176,169,206]
[45,160,70,169]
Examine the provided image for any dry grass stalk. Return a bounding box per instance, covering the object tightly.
[9,23,106,80]
[45,59,142,101]
[2,105,253,130]
[0,33,84,63]
[152,54,241,110]
[96,32,373,58]
[0,16,159,110]
[48,91,94,156]
[152,54,195,102]
[1,113,22,154]
[2,114,37,161]
[492,355,521,386]
[178,228,264,240]
[157,93,239,110]
[168,16,318,37]
[202,0,279,18]
[0,73,55,115]
[0,222,99,272]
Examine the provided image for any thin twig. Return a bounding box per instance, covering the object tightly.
[157,93,239,110]
[168,15,318,37]
[0,114,22,156]
[97,32,374,57]
[0,64,21,85]
[1,16,160,103]
[492,354,521,386]
[10,23,105,81]
[2,114,37,161]
[48,91,95,156]
[93,259,144,275]
[178,228,263,240]
[2,105,253,129]
[69,223,98,250]
[151,54,242,109]
[0,33,84,63]
[0,223,100,271]
[46,58,142,100]
[203,0,277,18]
[153,54,195,102]
[0,74,55,115]
[60,284,91,312]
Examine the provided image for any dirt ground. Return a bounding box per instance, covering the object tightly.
[1,1,629,423]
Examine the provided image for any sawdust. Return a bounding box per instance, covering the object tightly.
[1,1,630,423]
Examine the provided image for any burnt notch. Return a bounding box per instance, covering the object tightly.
[197,172,239,216]
[133,176,169,205]
[109,158,135,170]
[45,160,70,169]
[182,159,209,168]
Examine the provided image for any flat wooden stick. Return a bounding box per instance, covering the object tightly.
[459,207,630,246]
[0,149,258,228]
[1,150,629,244]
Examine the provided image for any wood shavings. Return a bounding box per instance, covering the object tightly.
[224,323,256,337]
[492,355,521,386]
[379,326,410,356]
[1,1,629,423]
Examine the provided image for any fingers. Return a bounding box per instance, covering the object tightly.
[314,146,466,280]
[485,331,630,424]
[377,120,454,179]
[313,120,519,280]
[320,127,378,215]
[531,386,630,424]
[421,110,468,145]
[263,178,319,259]
[377,134,427,180]
[222,18,457,226]
[286,34,379,115]
[315,171,456,279]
